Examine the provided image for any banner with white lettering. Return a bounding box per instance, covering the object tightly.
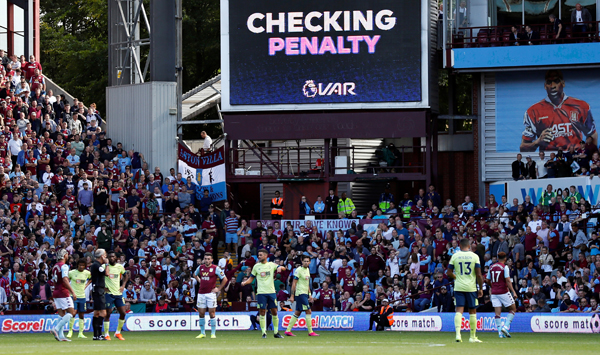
[250,219,360,232]
[178,144,227,202]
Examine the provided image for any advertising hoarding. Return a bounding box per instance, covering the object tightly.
[2,312,598,334]
[221,0,429,111]
[494,176,600,206]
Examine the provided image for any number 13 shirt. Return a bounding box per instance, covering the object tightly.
[449,250,480,292]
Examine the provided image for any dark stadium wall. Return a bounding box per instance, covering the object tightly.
[437,150,478,208]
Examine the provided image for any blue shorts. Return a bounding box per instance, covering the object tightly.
[105,293,125,309]
[226,232,238,244]
[73,297,87,313]
[257,293,277,310]
[295,294,311,312]
[454,291,479,309]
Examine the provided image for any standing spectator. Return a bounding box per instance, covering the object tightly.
[571,3,593,34]
[512,154,526,180]
[224,210,239,255]
[337,192,355,218]
[324,189,339,218]
[549,14,565,42]
[299,196,311,218]
[524,155,537,179]
[270,191,283,220]
[313,195,325,218]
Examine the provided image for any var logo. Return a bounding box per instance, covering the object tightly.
[303,80,356,98]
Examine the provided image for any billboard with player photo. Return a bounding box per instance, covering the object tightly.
[496,69,600,152]
[220,0,429,111]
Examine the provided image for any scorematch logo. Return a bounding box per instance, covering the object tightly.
[282,315,354,329]
[1,318,91,333]
[460,316,501,331]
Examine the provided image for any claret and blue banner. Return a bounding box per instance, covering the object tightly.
[2,312,599,334]
[178,144,227,202]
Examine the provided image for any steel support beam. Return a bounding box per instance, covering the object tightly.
[177,120,224,125]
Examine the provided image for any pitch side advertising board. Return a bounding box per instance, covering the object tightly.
[220,0,429,111]
[2,313,599,334]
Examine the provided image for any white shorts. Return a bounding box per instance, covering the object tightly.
[54,297,74,310]
[196,293,217,309]
[491,292,515,308]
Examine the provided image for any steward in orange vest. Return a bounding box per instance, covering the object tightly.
[271,191,283,219]
[369,299,394,331]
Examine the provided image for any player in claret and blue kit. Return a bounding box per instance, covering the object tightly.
[486,252,518,338]
[49,249,78,342]
[194,253,228,339]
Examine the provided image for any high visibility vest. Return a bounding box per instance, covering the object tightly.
[379,193,392,213]
[271,197,283,216]
[380,305,394,326]
[337,198,355,215]
[402,206,411,219]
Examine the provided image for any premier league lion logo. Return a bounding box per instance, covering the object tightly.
[303,80,317,98]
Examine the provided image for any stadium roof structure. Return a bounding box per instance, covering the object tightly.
[181,74,221,121]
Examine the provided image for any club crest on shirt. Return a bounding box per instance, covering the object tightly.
[570,111,578,122]
[260,272,268,277]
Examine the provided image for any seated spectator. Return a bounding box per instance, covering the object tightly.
[524,25,540,45]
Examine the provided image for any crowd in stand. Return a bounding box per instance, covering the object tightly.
[250,184,600,314]
[511,138,600,180]
[0,49,599,316]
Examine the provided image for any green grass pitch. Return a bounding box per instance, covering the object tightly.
[1,331,597,354]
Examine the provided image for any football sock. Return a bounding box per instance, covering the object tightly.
[210,317,216,336]
[506,311,515,327]
[57,313,73,338]
[259,315,267,335]
[68,317,75,332]
[96,317,103,337]
[494,316,502,331]
[286,315,299,332]
[116,319,125,334]
[199,317,206,334]
[92,317,98,337]
[79,319,85,335]
[272,315,279,334]
[454,312,462,337]
[306,315,313,333]
[469,314,477,338]
[104,321,110,336]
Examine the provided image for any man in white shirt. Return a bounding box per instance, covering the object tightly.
[528,213,543,232]
[200,131,212,154]
[218,252,230,270]
[536,151,548,178]
[7,134,22,167]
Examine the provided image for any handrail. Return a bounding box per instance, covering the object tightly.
[227,145,426,177]
[449,21,600,48]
